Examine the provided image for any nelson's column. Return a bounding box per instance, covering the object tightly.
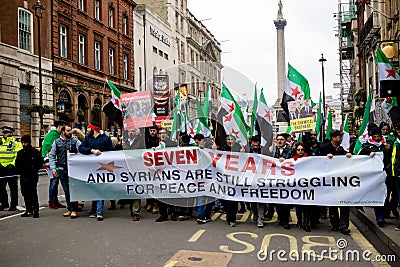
[273,1,288,128]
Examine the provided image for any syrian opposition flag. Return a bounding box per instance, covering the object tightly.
[376,46,400,84]
[203,83,212,118]
[281,64,311,122]
[375,46,398,119]
[102,79,122,127]
[325,110,333,140]
[249,86,258,137]
[217,83,248,145]
[341,114,350,152]
[353,93,372,155]
[196,97,211,137]
[256,88,273,147]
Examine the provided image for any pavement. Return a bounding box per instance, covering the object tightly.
[352,207,400,258]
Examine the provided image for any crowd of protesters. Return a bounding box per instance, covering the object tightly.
[1,120,400,235]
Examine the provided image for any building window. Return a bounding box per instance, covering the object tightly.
[123,15,128,35]
[138,67,142,89]
[177,40,180,59]
[175,12,179,30]
[78,0,85,12]
[94,41,101,70]
[164,52,168,60]
[159,49,163,57]
[180,17,184,32]
[180,42,185,61]
[153,46,157,53]
[109,6,114,28]
[94,0,100,20]
[60,24,67,58]
[123,54,128,79]
[109,47,115,75]
[78,34,85,64]
[20,85,31,125]
[18,9,32,52]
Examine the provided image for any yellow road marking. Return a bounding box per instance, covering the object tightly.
[188,229,206,242]
[211,212,221,221]
[163,260,177,267]
[349,222,390,267]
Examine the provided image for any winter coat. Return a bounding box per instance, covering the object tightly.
[15,145,43,179]
[79,134,113,154]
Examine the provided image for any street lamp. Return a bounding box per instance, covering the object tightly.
[32,0,45,137]
[319,53,327,141]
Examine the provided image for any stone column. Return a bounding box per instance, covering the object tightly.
[273,0,287,108]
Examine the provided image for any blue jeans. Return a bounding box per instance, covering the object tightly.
[374,207,385,221]
[196,197,213,219]
[92,200,104,215]
[48,177,59,204]
[59,170,77,212]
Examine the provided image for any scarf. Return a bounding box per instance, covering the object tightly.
[367,136,385,147]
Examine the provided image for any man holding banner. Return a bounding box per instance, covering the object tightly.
[273,133,293,230]
[78,121,113,221]
[319,129,353,235]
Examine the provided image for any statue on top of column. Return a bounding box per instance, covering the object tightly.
[278,0,283,15]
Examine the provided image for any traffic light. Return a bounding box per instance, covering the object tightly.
[380,80,400,97]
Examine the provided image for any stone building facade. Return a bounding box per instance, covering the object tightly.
[52,0,136,133]
[0,0,53,146]
[135,0,222,120]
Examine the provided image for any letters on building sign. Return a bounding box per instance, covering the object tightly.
[150,26,171,46]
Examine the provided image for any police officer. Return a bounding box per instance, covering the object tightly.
[0,126,23,211]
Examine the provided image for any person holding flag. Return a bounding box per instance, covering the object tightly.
[103,79,123,128]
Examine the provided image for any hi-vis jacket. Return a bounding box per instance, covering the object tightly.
[0,136,23,168]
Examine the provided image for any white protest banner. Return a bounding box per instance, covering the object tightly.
[68,148,386,206]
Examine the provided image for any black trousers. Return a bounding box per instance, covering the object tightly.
[20,176,39,212]
[329,206,350,230]
[158,200,176,218]
[0,176,18,207]
[385,176,399,215]
[222,200,238,223]
[276,204,291,225]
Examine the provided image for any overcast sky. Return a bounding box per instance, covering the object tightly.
[188,0,340,105]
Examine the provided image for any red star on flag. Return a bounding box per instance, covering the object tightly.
[189,127,195,136]
[113,98,119,107]
[264,109,271,121]
[231,128,240,138]
[224,113,233,122]
[386,69,397,79]
[227,102,235,112]
[291,86,301,99]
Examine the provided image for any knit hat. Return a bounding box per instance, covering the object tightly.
[21,135,31,144]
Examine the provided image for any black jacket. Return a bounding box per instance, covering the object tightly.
[360,142,390,173]
[220,142,241,152]
[319,142,347,156]
[15,145,43,178]
[123,136,145,150]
